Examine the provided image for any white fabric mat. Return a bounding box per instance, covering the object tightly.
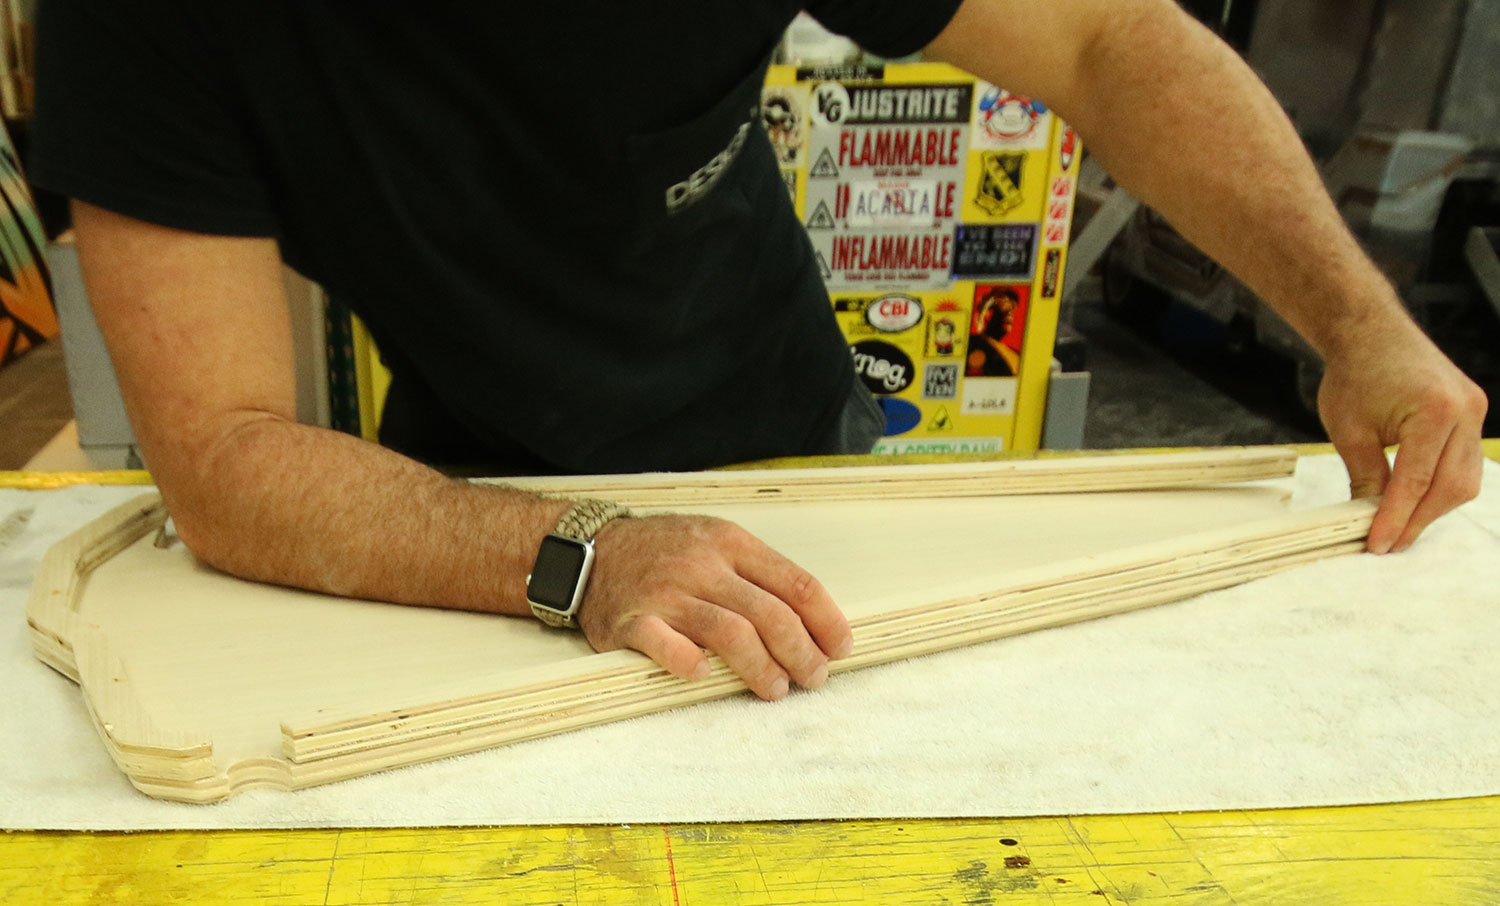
[2,454,1498,830]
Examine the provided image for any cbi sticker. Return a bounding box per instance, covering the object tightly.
[878,398,922,436]
[850,340,914,394]
[865,294,923,332]
[923,363,959,399]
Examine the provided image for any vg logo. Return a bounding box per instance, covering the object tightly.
[811,82,850,127]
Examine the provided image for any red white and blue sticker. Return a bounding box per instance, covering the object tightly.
[972,84,1051,151]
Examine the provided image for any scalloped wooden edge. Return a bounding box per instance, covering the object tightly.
[26,454,1373,803]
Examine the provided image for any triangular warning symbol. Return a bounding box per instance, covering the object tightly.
[806,201,836,230]
[928,406,954,432]
[815,251,832,280]
[810,148,839,179]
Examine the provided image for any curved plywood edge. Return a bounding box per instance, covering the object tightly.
[26,493,224,800]
[279,500,1374,770]
[37,467,1367,805]
[491,448,1300,506]
[26,493,166,679]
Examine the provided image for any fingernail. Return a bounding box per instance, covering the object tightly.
[805,663,829,689]
[769,676,790,700]
[690,661,711,681]
[1392,540,1412,553]
[833,636,854,659]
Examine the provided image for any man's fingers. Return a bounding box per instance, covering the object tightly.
[736,542,853,661]
[1331,430,1392,502]
[677,601,790,701]
[618,614,711,682]
[720,576,831,689]
[1371,411,1453,553]
[1391,420,1484,552]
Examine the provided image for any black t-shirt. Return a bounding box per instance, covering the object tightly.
[30,1,963,472]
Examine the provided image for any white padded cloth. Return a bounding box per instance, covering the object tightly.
[1,454,1497,830]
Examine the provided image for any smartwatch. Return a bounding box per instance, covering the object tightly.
[526,498,632,629]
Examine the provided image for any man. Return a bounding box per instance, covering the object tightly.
[31,1,1487,702]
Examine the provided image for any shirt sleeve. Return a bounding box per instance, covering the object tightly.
[29,0,279,237]
[801,0,967,59]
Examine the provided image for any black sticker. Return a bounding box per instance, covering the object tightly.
[923,363,959,399]
[1041,248,1062,298]
[839,83,974,125]
[952,224,1038,280]
[796,64,885,82]
[850,340,914,395]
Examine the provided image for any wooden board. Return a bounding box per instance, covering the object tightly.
[26,452,1373,803]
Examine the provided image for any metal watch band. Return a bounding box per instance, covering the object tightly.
[529,499,633,629]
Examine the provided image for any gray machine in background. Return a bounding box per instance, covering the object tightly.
[1099,0,1500,414]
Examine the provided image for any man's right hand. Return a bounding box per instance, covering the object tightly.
[577,514,853,700]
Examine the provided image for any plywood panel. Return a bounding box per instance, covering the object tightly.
[27,452,1373,802]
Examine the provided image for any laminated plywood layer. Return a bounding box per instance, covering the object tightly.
[26,451,1373,803]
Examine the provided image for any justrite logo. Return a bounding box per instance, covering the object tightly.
[850,340,913,394]
[866,294,924,332]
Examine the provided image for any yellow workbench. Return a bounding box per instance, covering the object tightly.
[4,442,1499,905]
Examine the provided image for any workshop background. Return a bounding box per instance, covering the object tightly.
[2,0,1498,470]
[2,2,1500,905]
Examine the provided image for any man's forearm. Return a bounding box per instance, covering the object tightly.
[165,415,570,617]
[932,0,1414,356]
[1062,4,1407,355]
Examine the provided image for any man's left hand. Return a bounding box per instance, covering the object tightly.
[1317,319,1488,553]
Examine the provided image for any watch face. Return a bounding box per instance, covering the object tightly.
[528,535,590,612]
